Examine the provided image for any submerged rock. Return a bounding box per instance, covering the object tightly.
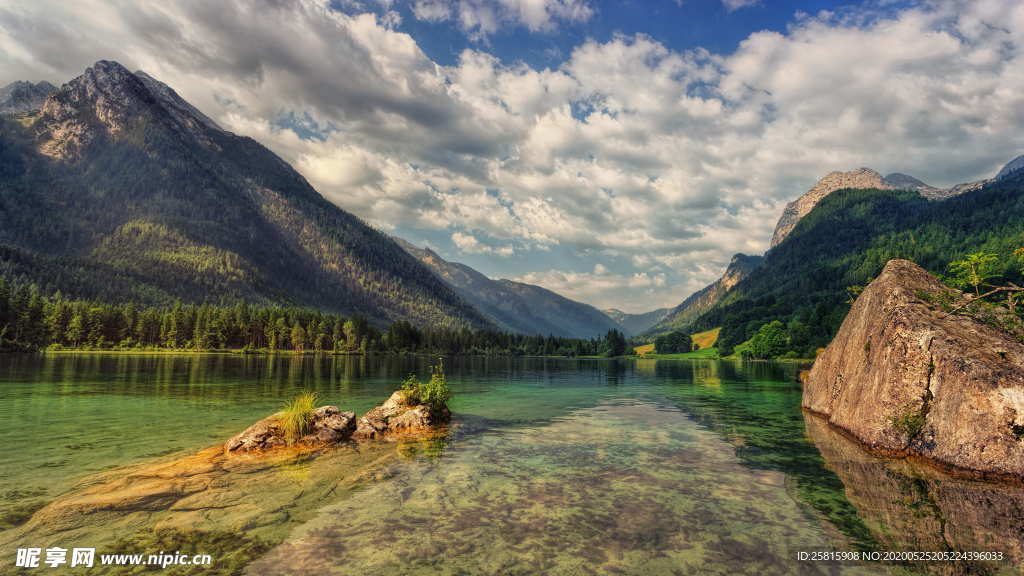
[224,406,356,454]
[803,259,1024,479]
[353,390,451,440]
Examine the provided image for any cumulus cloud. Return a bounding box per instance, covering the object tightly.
[1,0,1023,312]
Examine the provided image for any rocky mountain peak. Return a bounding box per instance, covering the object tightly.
[0,80,57,115]
[770,168,890,248]
[34,60,221,159]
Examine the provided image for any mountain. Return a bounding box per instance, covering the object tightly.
[601,308,670,335]
[769,167,998,248]
[0,80,56,115]
[0,61,490,329]
[644,253,763,336]
[396,238,623,338]
[997,155,1024,180]
[692,167,1024,357]
[770,168,890,248]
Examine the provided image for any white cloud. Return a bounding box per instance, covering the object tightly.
[1,0,1023,310]
[409,0,593,38]
[722,0,759,12]
[451,231,515,256]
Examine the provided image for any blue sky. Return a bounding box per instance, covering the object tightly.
[383,0,897,68]
[1,0,1021,311]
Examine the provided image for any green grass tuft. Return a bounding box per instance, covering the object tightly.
[278,391,318,442]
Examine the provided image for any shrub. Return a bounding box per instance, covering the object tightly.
[401,360,452,411]
[278,391,318,442]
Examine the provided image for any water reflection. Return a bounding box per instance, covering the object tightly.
[1,355,1021,575]
[805,415,1024,575]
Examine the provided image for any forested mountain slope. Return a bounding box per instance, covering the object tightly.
[642,254,762,338]
[0,61,490,329]
[692,171,1024,357]
[396,238,623,338]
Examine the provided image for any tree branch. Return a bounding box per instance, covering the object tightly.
[943,286,1024,317]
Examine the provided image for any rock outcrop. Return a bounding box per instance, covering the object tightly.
[224,391,451,454]
[224,406,356,454]
[353,390,451,440]
[771,168,890,248]
[803,259,1024,479]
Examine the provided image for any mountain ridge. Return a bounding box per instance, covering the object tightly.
[0,60,491,330]
[602,307,671,335]
[395,238,623,338]
[643,253,763,337]
[769,159,1021,249]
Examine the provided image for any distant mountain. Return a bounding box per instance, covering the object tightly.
[997,155,1024,180]
[769,165,1003,248]
[396,238,622,338]
[693,169,1024,357]
[644,253,763,337]
[0,61,490,329]
[0,80,56,115]
[602,308,670,335]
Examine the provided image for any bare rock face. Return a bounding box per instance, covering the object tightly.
[353,390,451,440]
[803,259,1024,479]
[32,60,223,160]
[771,168,890,248]
[224,406,356,454]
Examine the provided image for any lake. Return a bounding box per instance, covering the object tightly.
[0,354,1021,575]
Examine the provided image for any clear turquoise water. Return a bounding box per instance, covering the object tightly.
[0,354,1020,575]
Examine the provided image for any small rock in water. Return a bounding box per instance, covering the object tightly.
[224,406,356,454]
[354,390,450,440]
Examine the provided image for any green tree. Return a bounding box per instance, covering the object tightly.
[343,319,358,351]
[655,331,691,354]
[291,323,306,352]
[604,329,626,357]
[66,312,84,347]
[748,321,788,359]
[948,251,999,296]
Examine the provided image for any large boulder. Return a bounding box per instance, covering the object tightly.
[803,259,1024,479]
[353,390,450,440]
[225,406,356,454]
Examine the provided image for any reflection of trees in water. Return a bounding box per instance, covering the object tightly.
[806,415,1024,575]
[647,359,878,551]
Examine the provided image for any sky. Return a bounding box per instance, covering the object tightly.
[1,0,1023,313]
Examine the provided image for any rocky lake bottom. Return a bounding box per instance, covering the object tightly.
[0,354,1021,575]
